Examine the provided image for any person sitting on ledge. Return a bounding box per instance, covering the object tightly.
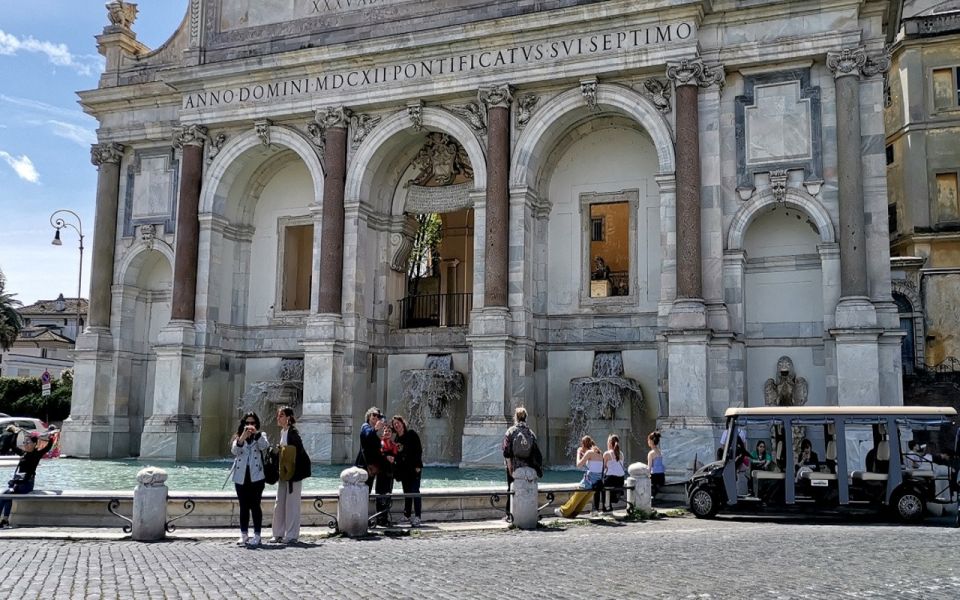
[555,436,605,518]
[1,432,50,528]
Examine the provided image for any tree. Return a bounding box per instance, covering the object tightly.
[406,213,443,297]
[0,269,23,351]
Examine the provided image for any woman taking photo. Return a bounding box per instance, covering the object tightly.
[230,412,269,547]
[392,415,424,527]
[272,406,311,544]
[554,436,604,518]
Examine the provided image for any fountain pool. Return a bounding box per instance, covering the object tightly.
[19,459,584,492]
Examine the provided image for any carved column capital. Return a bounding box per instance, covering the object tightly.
[861,47,892,77]
[826,47,867,79]
[172,124,209,149]
[90,142,126,167]
[479,84,513,111]
[666,58,725,89]
[315,106,352,130]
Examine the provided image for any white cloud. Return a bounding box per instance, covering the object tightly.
[0,94,83,120]
[0,151,40,183]
[48,120,97,147]
[0,29,103,76]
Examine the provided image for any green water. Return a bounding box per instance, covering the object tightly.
[17,458,582,492]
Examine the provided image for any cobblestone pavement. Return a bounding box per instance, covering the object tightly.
[2,515,959,599]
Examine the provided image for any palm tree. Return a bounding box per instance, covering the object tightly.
[0,268,23,351]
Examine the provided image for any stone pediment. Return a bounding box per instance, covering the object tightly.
[203,0,617,61]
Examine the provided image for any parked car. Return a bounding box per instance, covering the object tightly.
[686,406,959,524]
[0,417,47,434]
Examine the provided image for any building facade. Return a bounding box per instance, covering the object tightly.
[65,0,904,473]
[0,295,87,379]
[886,0,960,375]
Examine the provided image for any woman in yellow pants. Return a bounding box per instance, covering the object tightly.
[555,436,605,518]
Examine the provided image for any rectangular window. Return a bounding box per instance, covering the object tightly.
[280,223,313,311]
[888,204,898,234]
[589,201,630,297]
[936,172,960,222]
[932,67,960,111]
[885,145,894,166]
[590,217,605,242]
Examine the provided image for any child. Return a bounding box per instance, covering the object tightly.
[381,425,399,465]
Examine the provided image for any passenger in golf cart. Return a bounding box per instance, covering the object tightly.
[686,406,959,523]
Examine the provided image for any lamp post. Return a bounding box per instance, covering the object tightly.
[50,209,84,342]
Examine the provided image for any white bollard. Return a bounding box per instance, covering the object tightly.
[511,466,539,530]
[133,467,168,541]
[626,462,652,512]
[338,467,369,537]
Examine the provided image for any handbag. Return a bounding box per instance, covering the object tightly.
[278,445,297,482]
[262,447,280,485]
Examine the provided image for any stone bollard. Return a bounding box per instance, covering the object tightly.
[338,467,369,537]
[511,466,539,530]
[133,467,168,541]
[626,462,652,512]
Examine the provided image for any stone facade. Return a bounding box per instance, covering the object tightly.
[64,0,903,476]
[886,0,960,374]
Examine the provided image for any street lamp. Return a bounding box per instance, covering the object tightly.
[49,209,84,342]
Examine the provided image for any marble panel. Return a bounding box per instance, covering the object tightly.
[123,149,179,236]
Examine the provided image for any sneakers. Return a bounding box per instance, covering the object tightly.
[398,515,411,525]
[554,508,563,518]
[410,516,421,527]
[589,510,600,518]
[285,538,298,545]
[247,534,261,547]
[270,536,283,544]
[237,533,249,546]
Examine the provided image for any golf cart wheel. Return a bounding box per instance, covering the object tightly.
[689,486,719,519]
[892,488,924,524]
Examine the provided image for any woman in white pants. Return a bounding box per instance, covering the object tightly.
[272,406,311,544]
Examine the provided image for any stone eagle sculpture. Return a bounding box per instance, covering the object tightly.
[763,355,808,407]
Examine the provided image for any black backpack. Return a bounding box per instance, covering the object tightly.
[511,426,535,460]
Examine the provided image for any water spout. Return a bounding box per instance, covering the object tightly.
[567,352,643,457]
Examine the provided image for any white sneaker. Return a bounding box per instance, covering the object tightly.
[247,534,261,547]
[411,517,421,527]
[589,510,600,518]
[554,508,563,517]
[398,515,411,525]
[237,533,248,546]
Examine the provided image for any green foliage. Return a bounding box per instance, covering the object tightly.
[0,274,24,351]
[623,505,662,522]
[406,213,444,294]
[0,376,71,423]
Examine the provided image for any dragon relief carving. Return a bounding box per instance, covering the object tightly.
[516,93,540,129]
[641,78,672,113]
[448,102,486,136]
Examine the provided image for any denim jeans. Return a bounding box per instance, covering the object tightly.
[1,478,35,518]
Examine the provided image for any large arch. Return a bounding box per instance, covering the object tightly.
[117,240,175,287]
[345,106,488,210]
[199,125,324,218]
[727,188,836,251]
[511,83,676,188]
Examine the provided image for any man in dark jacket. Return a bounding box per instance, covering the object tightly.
[1,432,49,528]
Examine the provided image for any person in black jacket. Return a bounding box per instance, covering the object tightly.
[271,406,311,544]
[392,415,424,527]
[1,432,50,528]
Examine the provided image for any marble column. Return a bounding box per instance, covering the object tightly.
[481,84,512,309]
[61,142,127,458]
[88,142,125,330]
[464,84,515,467]
[302,107,351,463]
[826,48,891,406]
[316,107,350,315]
[660,58,726,478]
[140,124,208,460]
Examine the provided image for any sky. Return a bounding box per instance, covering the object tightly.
[0,1,187,305]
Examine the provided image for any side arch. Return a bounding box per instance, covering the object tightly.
[510,83,676,188]
[727,188,836,251]
[116,240,175,287]
[344,106,488,208]
[199,125,324,217]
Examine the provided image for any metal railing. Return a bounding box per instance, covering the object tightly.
[398,293,472,329]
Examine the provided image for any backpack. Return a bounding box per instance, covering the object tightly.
[511,426,535,460]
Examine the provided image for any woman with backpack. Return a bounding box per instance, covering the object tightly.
[272,406,311,544]
[554,436,604,518]
[230,411,270,547]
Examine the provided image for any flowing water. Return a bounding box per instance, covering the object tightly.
[20,458,582,492]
